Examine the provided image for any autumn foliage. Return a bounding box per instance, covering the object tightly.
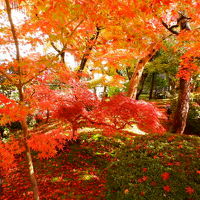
[0,78,165,171]
[53,80,165,135]
[1,0,200,199]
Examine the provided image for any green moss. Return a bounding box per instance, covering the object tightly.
[106,134,200,200]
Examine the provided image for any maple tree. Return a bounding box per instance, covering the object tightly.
[55,85,165,135]
[0,0,200,199]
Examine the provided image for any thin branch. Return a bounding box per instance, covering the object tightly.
[162,20,179,35]
[23,68,48,85]
[68,19,84,38]
[51,42,61,54]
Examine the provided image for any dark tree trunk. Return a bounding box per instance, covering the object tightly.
[102,86,107,98]
[172,78,191,134]
[0,173,3,196]
[93,87,97,95]
[0,126,5,140]
[60,52,65,64]
[170,12,192,134]
[166,74,176,95]
[149,72,156,100]
[136,72,148,100]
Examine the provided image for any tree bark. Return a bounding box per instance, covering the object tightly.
[136,72,148,100]
[18,86,40,200]
[166,11,192,135]
[102,86,107,98]
[172,78,191,134]
[127,43,159,99]
[21,119,40,200]
[149,72,156,100]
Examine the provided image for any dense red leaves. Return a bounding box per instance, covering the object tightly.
[0,139,23,170]
[53,80,98,133]
[55,93,166,135]
[0,94,14,104]
[1,142,108,200]
[28,128,69,159]
[0,94,28,123]
[177,57,199,80]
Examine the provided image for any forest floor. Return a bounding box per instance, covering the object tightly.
[1,100,172,200]
[1,135,114,200]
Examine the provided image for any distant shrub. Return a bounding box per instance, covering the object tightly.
[106,134,200,200]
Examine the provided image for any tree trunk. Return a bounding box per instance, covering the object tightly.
[172,78,191,134]
[0,173,3,196]
[93,87,97,95]
[5,0,40,198]
[102,86,107,98]
[127,43,159,99]
[21,120,40,200]
[149,72,156,100]
[136,72,148,100]
[19,86,40,200]
[162,11,192,135]
[166,73,176,95]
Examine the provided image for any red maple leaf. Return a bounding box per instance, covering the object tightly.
[161,172,170,181]
[163,185,171,192]
[185,187,195,195]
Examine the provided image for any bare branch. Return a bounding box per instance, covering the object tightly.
[23,68,48,85]
[68,19,84,38]
[162,21,179,35]
[51,42,61,53]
